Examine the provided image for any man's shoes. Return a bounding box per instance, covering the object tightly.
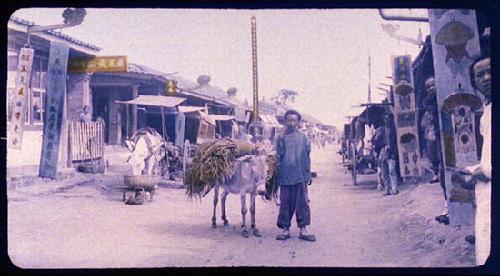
[435,214,450,225]
[430,176,440,183]
[299,227,316,242]
[465,235,475,244]
[391,189,400,195]
[276,229,291,240]
[376,185,383,191]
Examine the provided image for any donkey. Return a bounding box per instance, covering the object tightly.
[125,127,168,176]
[211,154,268,238]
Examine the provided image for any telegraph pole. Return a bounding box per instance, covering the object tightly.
[368,50,372,104]
[248,16,263,142]
[251,16,259,122]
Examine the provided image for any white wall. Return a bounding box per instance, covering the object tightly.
[7,130,43,167]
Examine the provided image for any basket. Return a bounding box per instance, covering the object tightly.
[78,163,105,174]
[123,175,162,189]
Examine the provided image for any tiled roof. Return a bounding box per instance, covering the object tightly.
[181,83,247,108]
[127,63,167,79]
[124,65,246,108]
[9,16,101,51]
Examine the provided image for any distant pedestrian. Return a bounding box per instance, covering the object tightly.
[421,77,448,225]
[421,77,442,184]
[371,124,386,191]
[378,113,399,196]
[275,110,315,242]
[79,105,92,123]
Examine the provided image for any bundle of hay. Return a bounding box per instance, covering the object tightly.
[265,154,279,199]
[185,137,278,200]
[185,138,238,198]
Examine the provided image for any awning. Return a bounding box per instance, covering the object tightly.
[260,114,282,128]
[210,114,235,121]
[116,95,186,107]
[178,106,206,113]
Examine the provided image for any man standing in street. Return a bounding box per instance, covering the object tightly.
[421,77,443,184]
[460,56,491,265]
[372,123,386,192]
[421,77,449,225]
[275,110,315,242]
[379,112,399,196]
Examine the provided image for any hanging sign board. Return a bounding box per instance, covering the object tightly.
[8,47,34,149]
[68,55,127,73]
[428,9,482,225]
[391,55,421,178]
[39,42,69,179]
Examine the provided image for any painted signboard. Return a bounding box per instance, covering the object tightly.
[8,47,34,149]
[428,9,482,225]
[39,42,69,179]
[391,55,421,178]
[68,55,127,73]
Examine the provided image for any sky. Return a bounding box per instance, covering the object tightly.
[12,8,430,128]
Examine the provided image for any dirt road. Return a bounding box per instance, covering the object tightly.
[7,144,475,268]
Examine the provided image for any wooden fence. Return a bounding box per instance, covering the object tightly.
[68,121,105,161]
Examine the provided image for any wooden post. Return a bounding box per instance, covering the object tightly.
[251,16,259,122]
[39,42,69,179]
[161,106,166,141]
[67,122,73,167]
[131,84,139,135]
[125,103,129,139]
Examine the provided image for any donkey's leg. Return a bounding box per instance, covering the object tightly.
[240,193,249,238]
[212,185,219,228]
[145,157,154,175]
[221,190,229,226]
[250,193,262,237]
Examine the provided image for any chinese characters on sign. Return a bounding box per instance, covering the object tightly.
[391,55,421,178]
[9,47,34,149]
[68,55,127,73]
[39,42,69,179]
[428,9,481,225]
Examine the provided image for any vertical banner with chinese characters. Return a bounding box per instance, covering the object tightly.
[391,55,421,178]
[39,42,69,179]
[9,47,34,149]
[428,9,482,225]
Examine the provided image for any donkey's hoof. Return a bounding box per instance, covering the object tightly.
[223,221,229,226]
[241,228,250,238]
[253,228,262,237]
[212,222,217,228]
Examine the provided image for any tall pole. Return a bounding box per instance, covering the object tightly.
[251,16,259,122]
[368,50,372,104]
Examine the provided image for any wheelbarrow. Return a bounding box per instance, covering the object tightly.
[120,175,161,203]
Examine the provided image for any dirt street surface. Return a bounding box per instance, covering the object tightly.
[7,144,475,268]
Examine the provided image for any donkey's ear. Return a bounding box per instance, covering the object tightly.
[125,140,135,151]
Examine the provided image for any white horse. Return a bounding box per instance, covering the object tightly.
[211,154,268,238]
